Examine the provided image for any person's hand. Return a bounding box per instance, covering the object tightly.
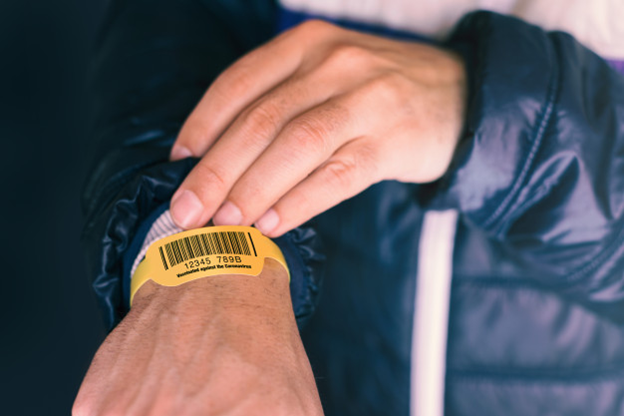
[169,20,466,236]
[73,259,323,416]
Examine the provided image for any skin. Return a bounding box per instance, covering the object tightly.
[73,260,322,416]
[169,20,466,237]
[75,20,466,416]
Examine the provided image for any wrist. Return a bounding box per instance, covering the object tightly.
[129,224,290,306]
[132,258,292,315]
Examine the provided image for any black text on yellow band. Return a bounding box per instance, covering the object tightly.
[130,226,289,306]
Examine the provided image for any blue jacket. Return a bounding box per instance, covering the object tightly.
[82,1,624,415]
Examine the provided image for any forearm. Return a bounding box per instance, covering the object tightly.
[74,260,323,415]
[132,259,294,322]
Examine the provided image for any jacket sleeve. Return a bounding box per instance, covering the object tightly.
[81,0,324,331]
[429,11,624,321]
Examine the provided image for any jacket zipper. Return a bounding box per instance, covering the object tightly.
[411,210,458,416]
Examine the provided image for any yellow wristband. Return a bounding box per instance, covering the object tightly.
[130,225,290,307]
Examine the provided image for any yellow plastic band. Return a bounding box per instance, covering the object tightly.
[130,225,289,307]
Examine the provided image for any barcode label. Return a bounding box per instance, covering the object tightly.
[161,231,252,268]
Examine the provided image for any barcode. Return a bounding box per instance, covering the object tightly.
[161,231,252,268]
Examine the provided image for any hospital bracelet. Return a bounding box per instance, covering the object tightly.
[130,225,290,306]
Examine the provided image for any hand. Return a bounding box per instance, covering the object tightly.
[73,259,323,416]
[169,20,466,236]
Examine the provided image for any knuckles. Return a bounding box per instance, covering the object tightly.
[319,158,357,190]
[323,44,374,69]
[192,163,229,195]
[320,144,379,190]
[211,59,257,105]
[282,102,350,158]
[361,71,414,104]
[285,116,333,156]
[242,101,282,140]
[290,18,335,38]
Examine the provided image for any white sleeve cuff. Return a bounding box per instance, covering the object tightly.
[130,209,183,277]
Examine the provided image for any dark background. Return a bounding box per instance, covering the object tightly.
[1,1,109,415]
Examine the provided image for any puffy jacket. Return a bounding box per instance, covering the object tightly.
[82,1,624,415]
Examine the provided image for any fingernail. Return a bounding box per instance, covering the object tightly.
[212,201,243,226]
[170,145,193,161]
[255,209,279,235]
[170,190,203,229]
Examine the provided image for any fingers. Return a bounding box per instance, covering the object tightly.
[171,20,333,160]
[256,138,380,237]
[208,78,400,233]
[170,71,339,229]
[171,73,400,231]
[210,99,356,228]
